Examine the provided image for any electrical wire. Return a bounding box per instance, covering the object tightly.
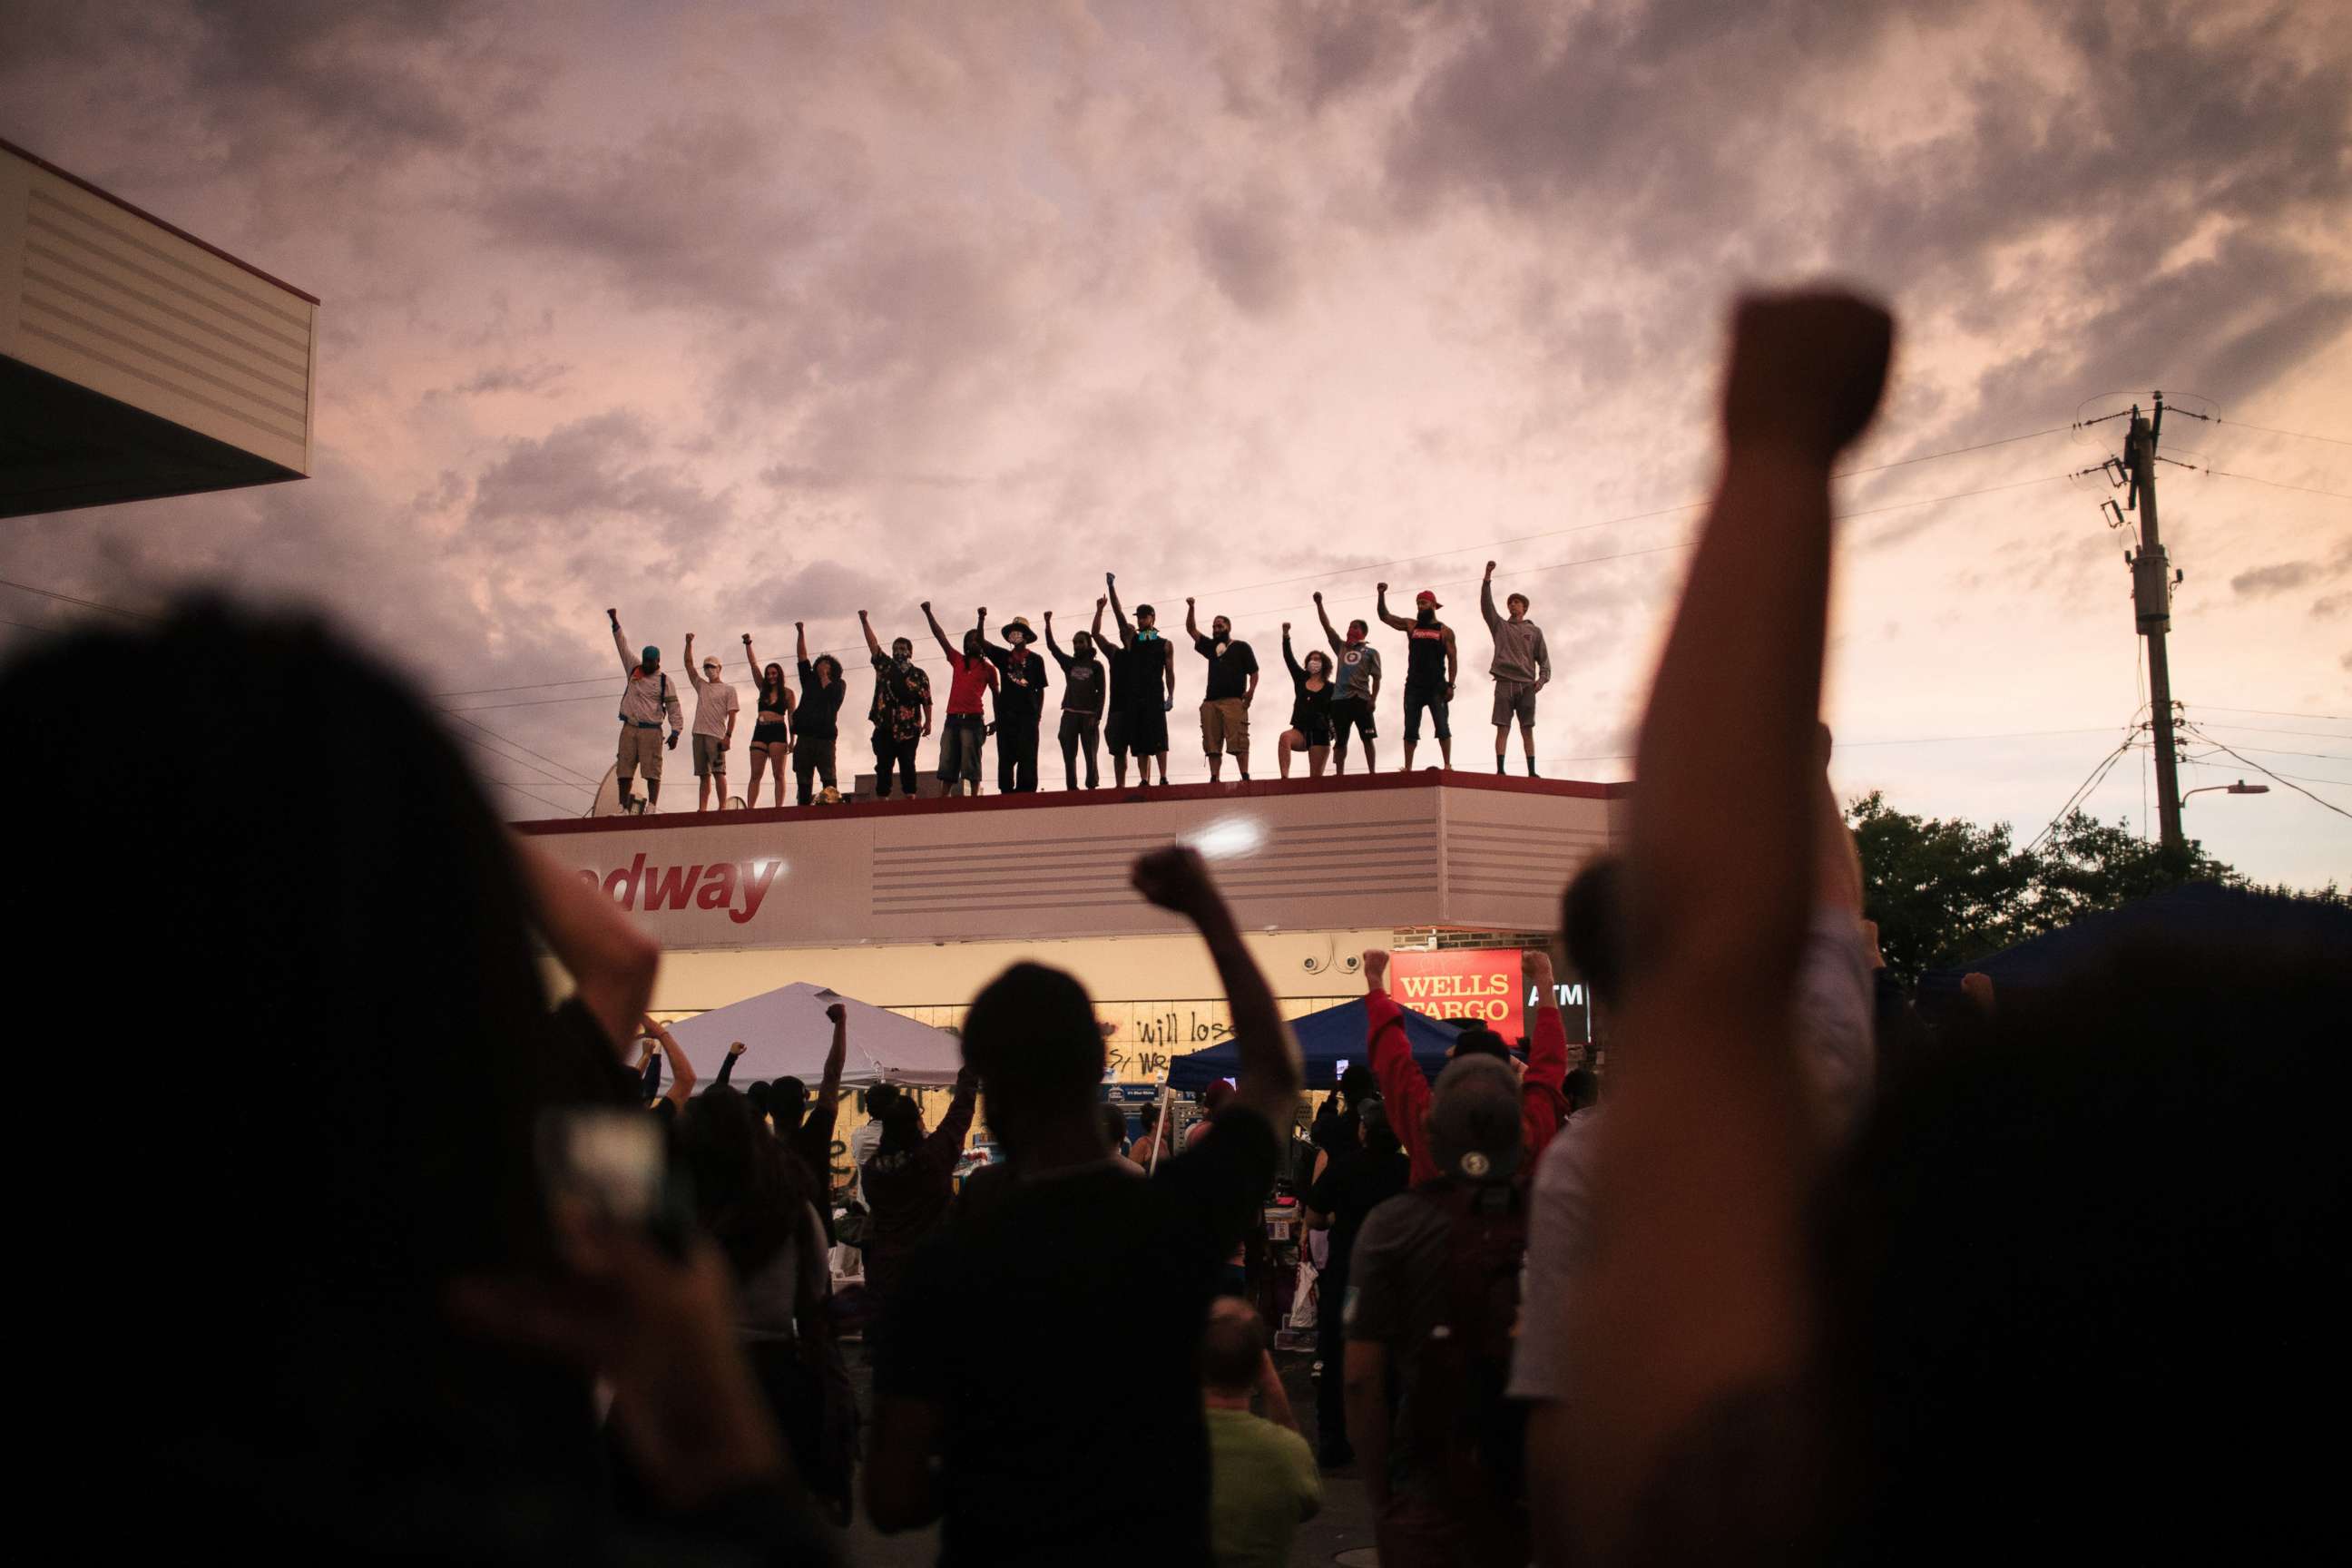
[2214,419,2352,448]
[2178,724,2352,822]
[2024,722,2143,855]
[0,575,158,621]
[2190,703,2352,723]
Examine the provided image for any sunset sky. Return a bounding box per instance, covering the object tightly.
[4,0,2346,883]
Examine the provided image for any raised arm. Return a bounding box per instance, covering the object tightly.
[608,607,635,672]
[1090,594,1110,651]
[1282,626,1303,683]
[1131,847,1303,1130]
[518,834,660,1053]
[1481,562,1502,633]
[796,620,809,664]
[714,1039,744,1088]
[975,606,1006,661]
[1360,948,1435,1184]
[1374,583,1412,633]
[682,632,699,687]
[644,1014,696,1110]
[818,1002,849,1118]
[1560,292,1892,1557]
[1044,610,1070,670]
[919,602,956,662]
[858,609,885,660]
[922,1064,981,1174]
[1105,572,1132,645]
[1184,599,1201,642]
[742,632,762,674]
[1314,592,1345,655]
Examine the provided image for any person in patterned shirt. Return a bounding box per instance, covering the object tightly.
[859,610,933,799]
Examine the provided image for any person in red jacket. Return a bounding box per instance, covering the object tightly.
[1361,947,1572,1186]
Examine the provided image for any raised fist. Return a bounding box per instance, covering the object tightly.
[919,601,932,613]
[1361,949,1389,986]
[1721,290,1893,462]
[1313,591,1323,603]
[727,1041,747,1056]
[1282,622,1291,633]
[1485,560,1497,576]
[794,621,804,631]
[826,1002,848,1024]
[1131,845,1216,917]
[741,633,751,644]
[1377,583,1389,594]
[606,607,619,622]
[1044,609,1054,623]
[1105,571,1116,583]
[1186,596,1196,606]
[1095,595,1108,611]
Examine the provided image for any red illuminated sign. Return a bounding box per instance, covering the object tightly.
[1389,947,1525,1044]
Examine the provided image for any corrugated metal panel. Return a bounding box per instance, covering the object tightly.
[4,148,313,476]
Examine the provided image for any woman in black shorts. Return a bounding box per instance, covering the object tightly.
[740,635,796,808]
[1278,624,1336,779]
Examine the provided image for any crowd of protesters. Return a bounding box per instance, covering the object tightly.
[22,290,2344,1568]
[601,554,1554,811]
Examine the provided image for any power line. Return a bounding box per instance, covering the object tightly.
[0,575,158,621]
[2190,721,2352,742]
[2179,756,2351,789]
[2024,720,2144,855]
[2214,418,2352,448]
[2183,739,2352,763]
[2191,703,2352,723]
[2170,464,2352,502]
[438,707,603,788]
[2179,724,2352,822]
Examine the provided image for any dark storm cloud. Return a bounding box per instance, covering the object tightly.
[2230,561,2317,597]
[470,410,734,541]
[1193,190,1301,316]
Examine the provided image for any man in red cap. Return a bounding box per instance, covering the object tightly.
[1376,583,1458,770]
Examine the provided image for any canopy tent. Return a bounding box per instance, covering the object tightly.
[660,981,966,1089]
[1166,996,1462,1092]
[1918,880,2352,1012]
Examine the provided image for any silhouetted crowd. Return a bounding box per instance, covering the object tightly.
[21,292,2343,1567]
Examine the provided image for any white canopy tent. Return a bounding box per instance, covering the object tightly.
[660,981,965,1089]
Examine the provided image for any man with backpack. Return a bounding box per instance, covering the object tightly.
[1343,1054,1530,1568]
[607,607,685,813]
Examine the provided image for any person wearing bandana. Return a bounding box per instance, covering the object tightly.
[1044,602,1110,789]
[1375,584,1458,772]
[1102,571,1177,786]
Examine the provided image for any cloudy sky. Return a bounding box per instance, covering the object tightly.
[4,0,2347,882]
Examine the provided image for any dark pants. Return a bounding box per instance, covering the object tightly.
[872,733,918,797]
[1403,682,1452,743]
[1316,1269,1351,1459]
[794,732,838,804]
[1059,710,1101,789]
[937,714,985,786]
[996,716,1040,793]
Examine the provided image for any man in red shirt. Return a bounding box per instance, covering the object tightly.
[1362,946,1572,1185]
[923,602,1001,798]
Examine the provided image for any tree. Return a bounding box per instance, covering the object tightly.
[1844,792,2329,987]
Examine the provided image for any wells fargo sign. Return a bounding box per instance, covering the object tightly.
[1389,948,1524,1044]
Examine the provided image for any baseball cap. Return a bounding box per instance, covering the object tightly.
[641,644,661,666]
[1415,590,1441,608]
[1425,1055,1523,1181]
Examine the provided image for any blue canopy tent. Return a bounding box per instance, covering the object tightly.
[1919,880,2352,1012]
[1165,995,1462,1092]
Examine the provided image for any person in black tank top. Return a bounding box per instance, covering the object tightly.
[1279,625,1336,777]
[1376,583,1459,770]
[740,636,796,808]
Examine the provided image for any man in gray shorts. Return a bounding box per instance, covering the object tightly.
[608,607,685,813]
[682,632,740,811]
[1480,562,1551,777]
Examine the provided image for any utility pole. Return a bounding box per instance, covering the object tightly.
[2083,392,2192,864]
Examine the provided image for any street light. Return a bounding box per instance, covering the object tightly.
[2180,779,2269,807]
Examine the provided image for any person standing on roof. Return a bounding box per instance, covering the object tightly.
[1375,584,1457,773]
[606,607,684,814]
[1478,562,1552,778]
[975,611,1052,795]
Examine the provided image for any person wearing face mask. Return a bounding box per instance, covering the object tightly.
[1314,592,1383,776]
[1375,583,1458,772]
[859,610,934,799]
[1278,623,1337,779]
[1044,602,1109,790]
[1187,600,1260,784]
[606,606,685,814]
[1102,571,1177,787]
[738,634,796,809]
[680,633,741,813]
